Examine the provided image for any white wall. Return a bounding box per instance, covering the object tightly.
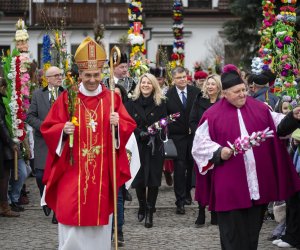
[146,17,225,71]
[4,14,227,72]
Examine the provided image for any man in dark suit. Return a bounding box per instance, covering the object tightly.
[26,66,64,223]
[166,66,200,214]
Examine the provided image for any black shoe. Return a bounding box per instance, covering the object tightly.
[145,207,153,228]
[125,190,132,201]
[163,171,173,186]
[43,205,51,216]
[210,211,218,225]
[52,213,58,224]
[185,198,192,205]
[117,231,125,247]
[195,211,205,227]
[137,206,145,222]
[10,202,25,212]
[176,205,185,215]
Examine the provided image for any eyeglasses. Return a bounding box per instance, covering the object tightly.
[47,74,63,78]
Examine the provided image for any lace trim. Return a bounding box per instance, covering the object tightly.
[270,111,285,129]
[192,120,220,175]
[237,109,260,200]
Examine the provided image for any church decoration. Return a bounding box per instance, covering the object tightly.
[147,112,180,135]
[2,49,26,143]
[227,127,274,156]
[15,19,32,119]
[42,34,52,87]
[273,0,299,102]
[128,0,149,78]
[258,0,276,71]
[170,0,184,68]
[65,73,79,165]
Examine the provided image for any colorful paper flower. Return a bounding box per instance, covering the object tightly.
[148,113,180,135]
[128,0,149,78]
[273,0,298,103]
[227,127,274,156]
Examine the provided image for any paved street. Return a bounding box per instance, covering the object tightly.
[0,176,283,250]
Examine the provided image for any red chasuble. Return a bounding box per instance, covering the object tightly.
[41,86,136,226]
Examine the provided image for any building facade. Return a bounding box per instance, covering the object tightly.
[0,0,233,71]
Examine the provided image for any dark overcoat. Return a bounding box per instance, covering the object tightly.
[0,94,15,175]
[26,86,64,170]
[125,96,167,188]
[165,85,200,160]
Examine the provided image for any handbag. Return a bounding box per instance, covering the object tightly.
[162,134,178,159]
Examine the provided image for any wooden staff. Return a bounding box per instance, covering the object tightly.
[109,46,121,250]
[14,149,18,181]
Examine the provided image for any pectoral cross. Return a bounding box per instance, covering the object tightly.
[89,119,97,132]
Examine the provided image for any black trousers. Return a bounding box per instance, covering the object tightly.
[281,192,300,248]
[217,204,267,250]
[173,159,193,206]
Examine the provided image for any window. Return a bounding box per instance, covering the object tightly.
[44,0,70,2]
[0,46,11,58]
[103,0,126,3]
[188,0,212,8]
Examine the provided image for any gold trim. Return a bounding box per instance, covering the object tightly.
[78,99,81,226]
[97,99,104,225]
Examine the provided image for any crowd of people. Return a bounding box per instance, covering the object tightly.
[0,34,300,250]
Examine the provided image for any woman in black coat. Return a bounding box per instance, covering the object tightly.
[189,74,222,227]
[0,76,19,217]
[125,73,167,228]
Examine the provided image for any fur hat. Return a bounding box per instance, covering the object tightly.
[150,67,166,78]
[252,74,269,86]
[194,71,208,80]
[221,71,243,90]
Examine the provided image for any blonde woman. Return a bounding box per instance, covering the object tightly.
[189,74,222,227]
[189,74,222,133]
[125,73,167,228]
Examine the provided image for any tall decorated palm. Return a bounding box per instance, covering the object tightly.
[170,0,184,68]
[273,0,299,105]
[258,0,276,71]
[128,0,149,78]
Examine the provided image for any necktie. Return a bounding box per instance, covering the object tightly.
[181,91,187,109]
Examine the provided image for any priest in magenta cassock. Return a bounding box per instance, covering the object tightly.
[40,37,136,250]
[192,70,300,250]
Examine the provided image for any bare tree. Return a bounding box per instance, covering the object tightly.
[200,35,224,73]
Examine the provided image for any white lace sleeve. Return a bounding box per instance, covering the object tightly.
[270,111,291,139]
[270,110,285,129]
[192,120,221,175]
[55,130,66,156]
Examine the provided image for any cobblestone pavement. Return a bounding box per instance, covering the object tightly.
[0,177,286,250]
